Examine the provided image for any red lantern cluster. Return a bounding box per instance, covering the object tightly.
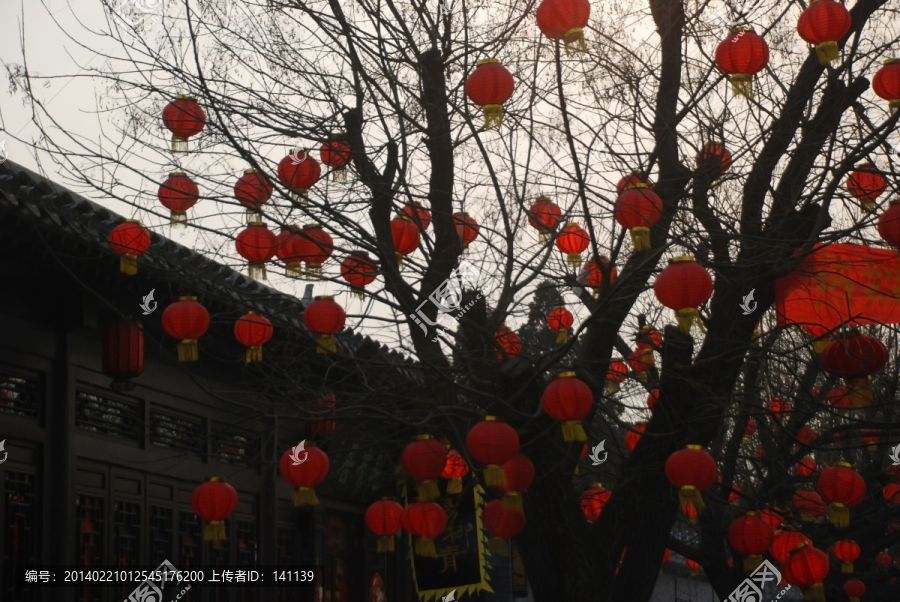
[465,59,515,129]
[303,296,346,354]
[665,445,718,523]
[158,172,200,226]
[821,330,888,407]
[727,512,774,572]
[162,296,210,362]
[580,483,611,521]
[235,223,278,281]
[234,312,273,363]
[108,220,151,275]
[541,371,593,442]
[341,251,377,299]
[873,58,900,113]
[846,163,887,211]
[277,149,321,203]
[714,27,770,99]
[365,498,403,552]
[796,0,851,65]
[162,95,206,154]
[102,320,144,391]
[466,417,520,488]
[615,187,663,251]
[527,196,562,242]
[817,463,866,528]
[234,169,273,223]
[654,256,713,333]
[401,502,448,558]
[191,477,238,541]
[401,435,447,502]
[556,222,590,268]
[535,0,591,54]
[320,136,352,181]
[279,441,330,506]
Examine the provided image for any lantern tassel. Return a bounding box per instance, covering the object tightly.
[743,554,762,573]
[203,520,226,542]
[846,377,872,407]
[679,485,705,513]
[177,339,199,362]
[170,210,188,227]
[891,99,900,114]
[351,287,365,301]
[414,536,437,558]
[395,252,405,267]
[860,199,876,213]
[315,333,337,354]
[246,346,263,364]
[171,135,189,155]
[483,464,508,488]
[567,253,582,269]
[555,328,568,343]
[636,370,648,383]
[482,104,503,130]
[447,477,463,494]
[286,262,303,279]
[629,227,651,251]
[488,536,509,557]
[119,254,138,275]
[800,511,814,523]
[502,492,523,511]
[246,208,263,225]
[248,263,267,281]
[607,381,620,393]
[730,74,753,99]
[305,263,323,281]
[539,230,552,244]
[829,502,850,528]
[803,583,825,602]
[564,28,586,55]
[416,480,440,502]
[815,41,839,65]
[561,420,586,442]
[675,308,705,334]
[841,561,853,574]
[291,189,309,205]
[293,486,319,507]
[850,598,860,602]
[812,336,829,354]
[377,535,394,552]
[332,166,347,182]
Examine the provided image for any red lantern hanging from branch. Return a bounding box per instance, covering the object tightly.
[440,448,470,495]
[191,477,238,541]
[274,226,304,279]
[616,171,654,194]
[158,172,199,226]
[541,371,593,442]
[303,296,345,354]
[535,0,591,54]
[400,201,432,231]
[578,255,616,297]
[769,528,811,563]
[108,220,151,275]
[883,482,900,505]
[454,212,480,252]
[483,500,525,556]
[235,223,278,281]
[759,507,783,529]
[401,435,448,502]
[860,428,880,451]
[743,417,757,440]
[234,169,273,224]
[628,348,654,382]
[279,441,330,506]
[556,222,590,268]
[646,389,659,413]
[497,453,535,511]
[494,325,522,362]
[606,358,628,392]
[580,483,611,521]
[696,142,733,176]
[464,59,515,129]
[466,417,519,488]
[615,187,663,251]
[796,0,851,65]
[843,578,867,602]
[527,196,562,242]
[234,312,273,363]
[714,26,770,99]
[833,539,861,573]
[547,305,574,343]
[817,463,866,528]
[821,330,888,407]
[793,489,827,523]
[162,296,210,362]
[162,95,206,154]
[654,256,713,333]
[665,445,718,522]
[341,251,377,299]
[391,215,420,267]
[102,320,144,391]
[727,512,774,572]
[401,502,448,558]
[293,224,334,280]
[797,456,817,476]
[784,543,829,602]
[873,58,900,113]
[625,422,647,452]
[277,149,321,203]
[846,163,887,211]
[365,498,403,552]
[877,200,900,247]
[320,136,352,181]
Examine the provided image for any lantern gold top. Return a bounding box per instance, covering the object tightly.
[247,311,257,316]
[556,371,577,379]
[835,461,853,468]
[175,94,198,101]
[484,415,501,422]
[589,482,605,489]
[670,255,695,264]
[170,171,187,177]
[685,444,705,451]
[496,324,511,331]
[124,219,142,225]
[564,222,581,228]
[380,496,396,501]
[248,222,269,228]
[304,440,317,448]
[178,296,197,301]
[504,491,521,497]
[406,200,423,207]
[744,511,757,516]
[536,195,553,202]
[315,295,335,301]
[553,305,567,310]
[394,214,413,221]
[244,168,260,174]
[884,58,900,65]
[476,58,500,66]
[413,434,433,441]
[728,25,755,35]
[454,212,470,217]
[209,476,225,482]
[303,223,322,230]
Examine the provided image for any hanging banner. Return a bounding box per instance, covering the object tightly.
[775,243,900,336]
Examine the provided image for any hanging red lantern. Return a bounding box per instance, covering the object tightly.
[821,330,888,407]
[628,347,654,382]
[391,215,420,266]
[234,169,273,224]
[555,222,590,268]
[860,428,880,451]
[877,200,900,247]
[235,223,278,281]
[843,578,866,602]
[833,539,861,573]
[108,220,151,275]
[714,27,770,99]
[161,296,210,362]
[483,499,525,555]
[162,95,206,154]
[765,397,791,422]
[665,445,718,520]
[653,256,713,333]
[696,142,733,176]
[233,312,273,363]
[319,136,352,181]
[191,477,238,541]
[743,417,757,440]
[796,0,851,65]
[340,251,377,299]
[306,392,337,437]
[102,320,144,391]
[797,456,817,476]
[577,255,616,296]
[465,417,520,488]
[440,448,470,494]
[401,502,448,558]
[158,172,199,226]
[547,305,574,343]
[798,425,817,446]
[400,201,432,231]
[401,435,448,502]
[535,0,591,53]
[580,483,611,521]
[494,325,523,361]
[817,462,866,528]
[759,508,784,529]
[784,543,829,602]
[279,441,330,506]
[277,149,321,203]
[454,212,480,251]
[497,453,535,511]
[606,358,628,393]
[293,224,334,280]
[616,171,654,194]
[624,422,647,452]
[793,489,827,522]
[365,498,403,552]
[846,163,887,211]
[826,386,851,409]
[635,325,662,350]
[685,558,701,577]
[527,196,562,242]
[876,550,892,567]
[275,226,305,279]
[873,58,900,113]
[303,296,345,354]
[769,528,811,563]
[646,389,659,412]
[615,187,663,251]
[464,59,515,129]
[541,371,593,442]
[883,482,900,505]
[727,512,774,572]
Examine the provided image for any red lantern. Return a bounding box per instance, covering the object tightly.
[102,320,143,390]
[846,163,887,211]
[625,422,647,452]
[796,0,851,64]
[401,435,448,502]
[535,0,590,53]
[275,226,304,279]
[769,529,811,563]
[341,251,377,299]
[108,220,151,275]
[454,212,480,251]
[696,142,732,176]
[277,149,321,203]
[606,358,628,393]
[744,417,757,440]
[234,312,273,363]
[391,215,420,266]
[727,512,774,572]
[616,171,654,194]
[158,172,199,226]
[541,372,593,442]
[497,453,535,510]
[556,222,590,268]
[303,296,345,354]
[464,59,515,129]
[547,305,574,343]
[654,256,713,333]
[833,539,860,573]
[793,489,827,522]
[873,58,900,113]
[279,441,330,506]
[760,508,784,529]
[635,325,662,350]
[577,255,616,296]
[646,389,659,412]
[821,330,888,407]
[292,224,334,280]
[826,386,851,409]
[765,397,791,421]
[685,558,701,576]
[817,463,866,528]
[235,223,278,281]
[580,483,611,521]
[401,502,448,557]
[365,498,403,552]
[483,499,525,555]
[797,425,817,446]
[628,348,654,381]
[860,428,880,451]
[876,551,892,567]
[319,137,352,181]
[615,187,663,251]
[162,95,206,154]
[877,200,900,247]
[400,201,431,231]
[466,417,519,488]
[306,392,337,437]
[797,456,817,476]
[528,196,562,242]
[234,169,273,223]
[441,448,470,494]
[191,477,238,541]
[883,482,900,505]
[161,296,210,362]
[494,325,522,362]
[843,578,866,602]
[665,445,718,520]
[714,26,770,99]
[785,543,829,601]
